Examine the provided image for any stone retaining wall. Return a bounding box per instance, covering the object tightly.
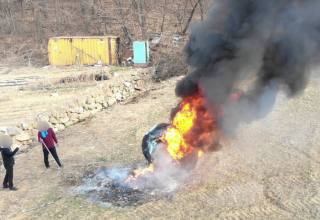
[0,71,151,151]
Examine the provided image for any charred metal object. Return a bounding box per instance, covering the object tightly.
[142,123,198,170]
[142,123,169,164]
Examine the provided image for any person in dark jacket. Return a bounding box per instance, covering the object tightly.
[0,134,19,190]
[37,121,63,168]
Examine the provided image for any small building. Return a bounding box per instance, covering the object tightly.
[48,36,120,66]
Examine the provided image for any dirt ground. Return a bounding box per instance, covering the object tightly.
[0,66,141,127]
[0,75,319,220]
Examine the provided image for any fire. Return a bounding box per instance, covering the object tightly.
[126,92,223,183]
[162,102,196,160]
[133,164,154,177]
[125,164,155,183]
[161,93,218,161]
[198,150,204,158]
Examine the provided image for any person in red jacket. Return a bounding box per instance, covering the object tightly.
[37,121,63,168]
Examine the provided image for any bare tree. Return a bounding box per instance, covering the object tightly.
[0,0,210,66]
[131,0,147,39]
[18,0,23,16]
[199,0,204,21]
[160,0,167,33]
[182,0,201,35]
[172,0,189,34]
[0,0,16,34]
[113,0,133,44]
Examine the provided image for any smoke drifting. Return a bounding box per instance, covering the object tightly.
[176,0,320,132]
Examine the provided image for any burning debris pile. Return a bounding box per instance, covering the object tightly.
[74,91,232,207]
[75,0,320,207]
[143,93,217,167]
[74,165,175,207]
[142,91,240,169]
[74,158,192,207]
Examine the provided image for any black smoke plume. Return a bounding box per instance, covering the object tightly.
[176,0,320,133]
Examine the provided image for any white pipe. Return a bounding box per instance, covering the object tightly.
[40,139,60,167]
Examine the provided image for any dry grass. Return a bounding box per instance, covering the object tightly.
[0,75,319,219]
[0,66,142,127]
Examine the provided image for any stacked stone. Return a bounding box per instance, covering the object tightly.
[0,72,149,151]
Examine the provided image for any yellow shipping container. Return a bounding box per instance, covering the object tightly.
[48,36,120,66]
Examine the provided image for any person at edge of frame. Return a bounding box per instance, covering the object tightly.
[0,134,19,191]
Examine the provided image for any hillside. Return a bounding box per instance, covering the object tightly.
[0,0,210,66]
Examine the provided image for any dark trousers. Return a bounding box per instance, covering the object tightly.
[43,147,62,167]
[3,166,13,188]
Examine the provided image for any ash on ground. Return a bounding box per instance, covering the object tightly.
[73,164,178,208]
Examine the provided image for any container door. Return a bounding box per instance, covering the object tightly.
[133,41,149,64]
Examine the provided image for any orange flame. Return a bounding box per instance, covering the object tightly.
[161,93,219,161]
[125,164,155,183]
[125,91,231,183]
[162,102,196,160]
[133,164,154,177]
[198,150,204,158]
